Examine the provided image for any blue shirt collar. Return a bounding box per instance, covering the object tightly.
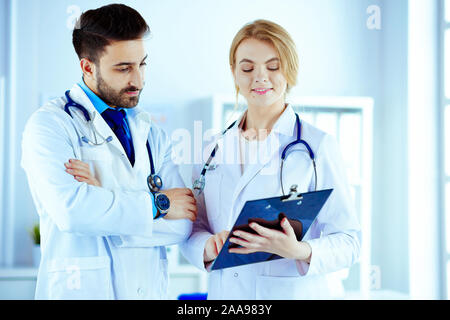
[77,78,128,116]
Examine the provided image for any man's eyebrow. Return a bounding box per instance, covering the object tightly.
[239,57,280,64]
[113,54,148,67]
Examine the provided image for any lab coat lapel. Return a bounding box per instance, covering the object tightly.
[229,133,280,208]
[229,106,297,211]
[126,108,152,170]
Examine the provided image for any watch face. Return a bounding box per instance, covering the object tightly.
[156,194,170,211]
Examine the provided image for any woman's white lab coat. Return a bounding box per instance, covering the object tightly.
[21,84,192,299]
[181,106,361,300]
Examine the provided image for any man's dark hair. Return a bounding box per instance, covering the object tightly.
[72,4,150,63]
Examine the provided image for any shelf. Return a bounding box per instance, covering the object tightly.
[0,268,38,280]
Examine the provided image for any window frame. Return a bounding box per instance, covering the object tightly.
[440,0,450,300]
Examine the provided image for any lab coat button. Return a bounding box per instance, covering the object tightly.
[234,273,238,277]
[137,287,144,296]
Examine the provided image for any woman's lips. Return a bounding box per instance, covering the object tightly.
[252,88,273,95]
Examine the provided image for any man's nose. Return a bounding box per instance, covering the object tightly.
[129,69,144,89]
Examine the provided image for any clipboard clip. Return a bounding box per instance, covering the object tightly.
[282,184,304,203]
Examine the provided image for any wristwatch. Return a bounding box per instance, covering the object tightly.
[153,192,170,219]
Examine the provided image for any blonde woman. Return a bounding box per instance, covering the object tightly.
[180,20,361,299]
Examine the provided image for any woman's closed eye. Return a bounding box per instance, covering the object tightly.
[241,66,279,73]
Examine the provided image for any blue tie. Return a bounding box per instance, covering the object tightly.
[101,108,135,166]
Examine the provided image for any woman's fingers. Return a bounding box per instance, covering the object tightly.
[229,246,256,254]
[280,218,296,238]
[219,231,230,244]
[214,236,222,256]
[232,230,264,248]
[249,222,279,239]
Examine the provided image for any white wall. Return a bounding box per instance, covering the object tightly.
[1,0,432,297]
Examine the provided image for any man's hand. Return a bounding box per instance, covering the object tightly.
[204,230,230,264]
[65,159,101,187]
[161,188,197,222]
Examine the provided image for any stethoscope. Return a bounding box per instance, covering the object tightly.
[64,90,164,194]
[193,113,317,196]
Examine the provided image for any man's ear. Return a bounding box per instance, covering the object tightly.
[80,58,96,80]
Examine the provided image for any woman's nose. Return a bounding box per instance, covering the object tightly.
[254,66,268,83]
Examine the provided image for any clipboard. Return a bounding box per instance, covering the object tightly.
[211,187,333,270]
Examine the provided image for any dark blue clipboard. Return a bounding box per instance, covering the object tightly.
[211,188,333,270]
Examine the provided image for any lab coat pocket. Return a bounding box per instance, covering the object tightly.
[255,275,298,300]
[79,146,114,186]
[80,145,112,161]
[203,171,223,222]
[47,256,113,300]
[255,274,330,300]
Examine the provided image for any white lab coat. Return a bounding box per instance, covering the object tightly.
[21,84,192,300]
[180,105,361,300]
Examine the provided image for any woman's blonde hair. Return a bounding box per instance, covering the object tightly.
[229,19,299,93]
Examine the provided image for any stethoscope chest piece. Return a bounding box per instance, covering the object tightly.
[147,174,163,193]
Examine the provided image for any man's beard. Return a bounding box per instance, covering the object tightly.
[96,70,143,109]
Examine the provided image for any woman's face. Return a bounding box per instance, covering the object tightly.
[233,38,288,109]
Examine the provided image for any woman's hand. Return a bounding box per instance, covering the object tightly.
[204,230,230,264]
[64,159,101,187]
[228,217,312,262]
